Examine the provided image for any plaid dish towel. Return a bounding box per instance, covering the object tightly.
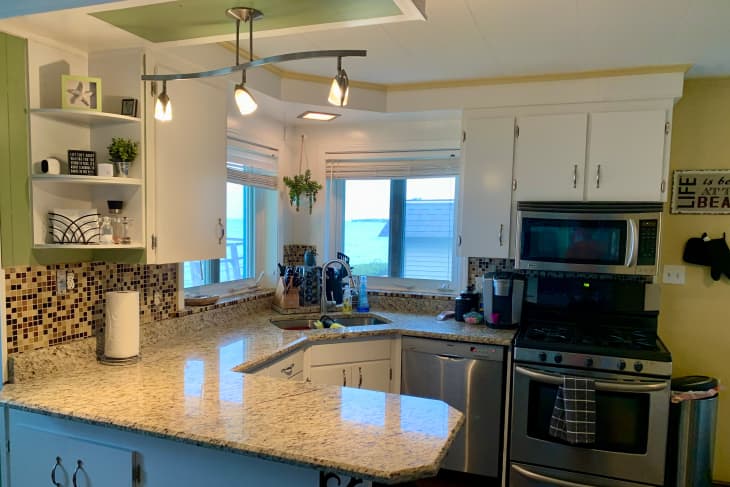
[549,376,596,444]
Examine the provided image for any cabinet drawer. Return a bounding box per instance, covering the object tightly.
[309,339,391,366]
[268,351,304,379]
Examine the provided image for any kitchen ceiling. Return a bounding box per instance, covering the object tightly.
[1,0,729,84]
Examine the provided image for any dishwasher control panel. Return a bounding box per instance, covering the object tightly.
[401,336,504,361]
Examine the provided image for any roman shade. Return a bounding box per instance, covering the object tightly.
[227,133,278,189]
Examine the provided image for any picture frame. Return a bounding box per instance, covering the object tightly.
[61,74,102,112]
[121,98,138,117]
[671,169,730,214]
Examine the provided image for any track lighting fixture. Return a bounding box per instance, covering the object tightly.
[154,80,172,121]
[141,7,366,118]
[328,57,350,107]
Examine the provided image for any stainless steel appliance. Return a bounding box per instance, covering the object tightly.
[515,202,662,276]
[510,278,672,487]
[482,272,525,328]
[401,337,504,478]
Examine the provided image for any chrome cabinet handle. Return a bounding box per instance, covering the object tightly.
[512,464,593,487]
[358,367,363,388]
[498,224,504,247]
[72,460,84,487]
[281,363,294,376]
[51,457,62,486]
[342,368,347,386]
[596,164,601,189]
[457,235,462,247]
[572,164,578,189]
[217,218,225,244]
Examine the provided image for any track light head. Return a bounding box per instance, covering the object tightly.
[154,80,172,121]
[328,57,350,107]
[234,73,257,115]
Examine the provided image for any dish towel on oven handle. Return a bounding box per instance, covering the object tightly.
[549,376,596,444]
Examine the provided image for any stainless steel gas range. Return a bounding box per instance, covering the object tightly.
[509,278,672,487]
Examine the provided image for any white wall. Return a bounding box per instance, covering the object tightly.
[280,117,462,257]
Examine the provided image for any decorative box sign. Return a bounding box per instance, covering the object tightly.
[68,150,97,176]
[671,170,730,214]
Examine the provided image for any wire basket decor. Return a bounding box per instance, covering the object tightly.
[48,209,101,244]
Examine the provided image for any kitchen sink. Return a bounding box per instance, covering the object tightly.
[270,315,390,330]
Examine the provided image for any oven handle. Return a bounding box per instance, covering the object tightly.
[512,464,594,487]
[625,218,638,267]
[515,366,668,392]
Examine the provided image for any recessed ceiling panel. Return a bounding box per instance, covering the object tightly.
[90,0,403,43]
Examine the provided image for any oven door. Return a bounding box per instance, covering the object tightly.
[515,211,638,274]
[510,364,669,486]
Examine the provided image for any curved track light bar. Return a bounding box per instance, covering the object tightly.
[141,50,367,81]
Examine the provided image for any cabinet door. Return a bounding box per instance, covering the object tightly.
[354,360,392,392]
[514,113,587,201]
[148,64,227,263]
[586,110,667,202]
[309,364,352,388]
[458,116,515,258]
[10,423,134,487]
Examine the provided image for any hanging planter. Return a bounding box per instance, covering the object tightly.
[283,135,322,214]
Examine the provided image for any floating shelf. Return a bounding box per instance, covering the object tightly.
[34,243,145,250]
[32,175,143,186]
[30,108,141,127]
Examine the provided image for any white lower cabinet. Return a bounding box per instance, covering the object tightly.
[308,359,391,392]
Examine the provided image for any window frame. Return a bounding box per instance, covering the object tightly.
[331,176,460,293]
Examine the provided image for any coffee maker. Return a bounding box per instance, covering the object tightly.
[482,272,526,329]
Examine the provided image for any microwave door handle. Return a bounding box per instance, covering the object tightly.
[626,219,638,266]
[512,464,595,487]
[514,366,668,393]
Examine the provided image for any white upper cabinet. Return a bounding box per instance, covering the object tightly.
[513,113,587,202]
[586,110,668,201]
[146,61,227,264]
[459,116,515,259]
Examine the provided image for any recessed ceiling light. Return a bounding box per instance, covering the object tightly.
[297,111,341,121]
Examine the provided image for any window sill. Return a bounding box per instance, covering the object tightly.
[175,288,274,317]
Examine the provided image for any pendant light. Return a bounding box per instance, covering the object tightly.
[231,7,257,115]
[234,70,257,115]
[328,56,350,107]
[154,80,172,121]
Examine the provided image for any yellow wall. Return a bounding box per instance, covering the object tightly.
[660,77,730,482]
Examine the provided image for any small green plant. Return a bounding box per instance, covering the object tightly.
[107,137,139,163]
[283,169,322,214]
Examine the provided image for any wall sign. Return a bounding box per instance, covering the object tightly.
[671,170,730,214]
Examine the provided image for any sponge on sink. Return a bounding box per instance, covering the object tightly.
[312,320,324,329]
[330,323,345,329]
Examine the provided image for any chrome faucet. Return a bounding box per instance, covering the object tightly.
[321,259,354,314]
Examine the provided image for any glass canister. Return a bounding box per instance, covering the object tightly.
[99,216,114,244]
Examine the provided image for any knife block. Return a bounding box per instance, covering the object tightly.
[274,277,300,309]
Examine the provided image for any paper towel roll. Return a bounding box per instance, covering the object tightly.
[105,291,140,359]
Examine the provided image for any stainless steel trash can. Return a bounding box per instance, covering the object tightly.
[666,376,719,487]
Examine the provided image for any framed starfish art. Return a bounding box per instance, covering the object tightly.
[61,74,102,112]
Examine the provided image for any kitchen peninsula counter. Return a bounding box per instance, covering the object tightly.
[0,304,515,484]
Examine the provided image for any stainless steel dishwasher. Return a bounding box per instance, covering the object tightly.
[401,336,505,478]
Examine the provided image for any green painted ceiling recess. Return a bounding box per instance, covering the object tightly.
[91,0,402,43]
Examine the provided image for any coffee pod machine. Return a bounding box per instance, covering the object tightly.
[482,272,526,329]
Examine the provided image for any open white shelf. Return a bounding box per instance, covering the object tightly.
[34,243,145,250]
[30,108,141,127]
[32,175,143,186]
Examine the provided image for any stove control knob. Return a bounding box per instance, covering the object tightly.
[618,360,627,371]
[634,361,644,373]
[554,354,563,364]
[538,352,547,362]
[585,358,594,367]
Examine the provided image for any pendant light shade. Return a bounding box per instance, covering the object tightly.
[234,82,258,115]
[328,57,350,107]
[154,80,172,121]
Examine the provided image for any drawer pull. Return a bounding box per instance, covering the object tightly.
[281,364,295,376]
[72,460,84,487]
[51,456,62,486]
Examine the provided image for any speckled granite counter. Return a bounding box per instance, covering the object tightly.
[0,305,515,484]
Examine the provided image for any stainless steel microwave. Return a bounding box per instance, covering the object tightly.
[515,202,662,276]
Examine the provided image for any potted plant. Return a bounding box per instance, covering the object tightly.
[283,169,322,214]
[107,137,139,177]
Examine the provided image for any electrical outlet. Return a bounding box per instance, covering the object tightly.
[66,270,76,291]
[56,270,67,294]
[663,265,686,285]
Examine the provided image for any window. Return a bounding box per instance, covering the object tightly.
[328,148,460,289]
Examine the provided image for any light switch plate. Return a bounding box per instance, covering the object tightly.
[663,265,686,285]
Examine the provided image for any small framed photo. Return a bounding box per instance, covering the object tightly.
[61,74,102,112]
[121,98,138,117]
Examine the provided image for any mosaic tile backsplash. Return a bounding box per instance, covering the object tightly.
[4,263,177,355]
[283,244,317,266]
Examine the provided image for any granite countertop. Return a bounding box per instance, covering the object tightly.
[0,307,516,484]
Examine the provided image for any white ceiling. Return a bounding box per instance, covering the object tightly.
[2,0,730,84]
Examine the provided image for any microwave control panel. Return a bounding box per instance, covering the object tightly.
[637,219,659,266]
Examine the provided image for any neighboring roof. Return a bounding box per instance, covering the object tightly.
[377,200,454,239]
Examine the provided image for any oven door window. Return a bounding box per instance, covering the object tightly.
[521,218,627,266]
[526,381,649,453]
